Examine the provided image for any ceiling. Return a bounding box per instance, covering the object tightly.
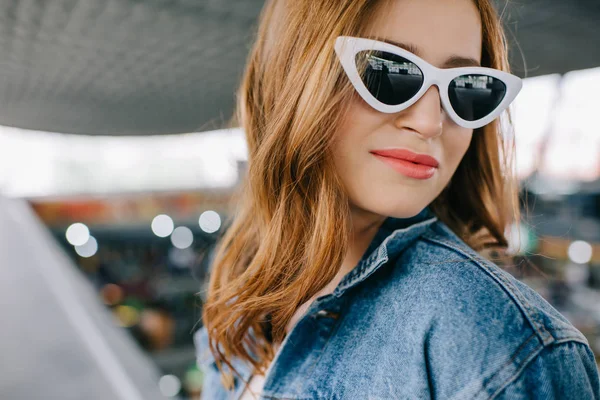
[0,0,598,136]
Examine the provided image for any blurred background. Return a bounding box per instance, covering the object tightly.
[0,0,599,399]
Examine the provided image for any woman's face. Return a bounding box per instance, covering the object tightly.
[332,0,482,219]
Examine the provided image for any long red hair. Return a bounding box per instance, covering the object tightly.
[201,0,522,391]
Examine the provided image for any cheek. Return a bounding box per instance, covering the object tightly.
[441,127,473,174]
[334,98,381,152]
[331,102,380,192]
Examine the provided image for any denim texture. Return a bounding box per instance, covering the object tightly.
[194,206,600,399]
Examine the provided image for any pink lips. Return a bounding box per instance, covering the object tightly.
[370,148,439,167]
[370,148,439,180]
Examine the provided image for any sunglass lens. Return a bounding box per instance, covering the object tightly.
[448,75,507,121]
[355,50,423,106]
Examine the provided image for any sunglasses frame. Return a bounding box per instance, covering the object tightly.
[334,36,523,130]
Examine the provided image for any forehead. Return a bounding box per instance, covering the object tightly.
[366,0,483,68]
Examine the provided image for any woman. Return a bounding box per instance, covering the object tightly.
[195,0,600,398]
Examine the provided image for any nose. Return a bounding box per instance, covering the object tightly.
[393,85,443,139]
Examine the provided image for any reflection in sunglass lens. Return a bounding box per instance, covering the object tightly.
[448,75,507,121]
[355,50,423,105]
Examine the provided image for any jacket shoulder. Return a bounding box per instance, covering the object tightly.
[392,219,595,399]
[494,340,600,399]
[417,219,589,346]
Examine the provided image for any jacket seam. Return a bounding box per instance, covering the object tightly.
[488,338,592,399]
[553,336,591,344]
[421,232,553,345]
[474,332,539,399]
[486,337,544,400]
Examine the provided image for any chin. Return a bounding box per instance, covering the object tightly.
[362,201,430,220]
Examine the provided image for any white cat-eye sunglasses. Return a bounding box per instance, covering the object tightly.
[334,36,523,130]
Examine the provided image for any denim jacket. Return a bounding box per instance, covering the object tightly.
[194,206,600,399]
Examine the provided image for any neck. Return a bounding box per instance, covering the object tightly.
[341,204,387,275]
[349,204,386,238]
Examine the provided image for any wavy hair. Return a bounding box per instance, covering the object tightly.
[201,0,522,391]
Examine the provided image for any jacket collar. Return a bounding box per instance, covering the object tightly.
[333,206,438,297]
[194,207,439,393]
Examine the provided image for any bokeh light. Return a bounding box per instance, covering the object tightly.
[151,214,174,237]
[184,365,204,393]
[158,374,181,398]
[568,240,593,264]
[65,222,90,246]
[114,305,140,328]
[74,236,98,258]
[100,283,124,306]
[168,247,195,268]
[171,226,193,249]
[199,210,221,233]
